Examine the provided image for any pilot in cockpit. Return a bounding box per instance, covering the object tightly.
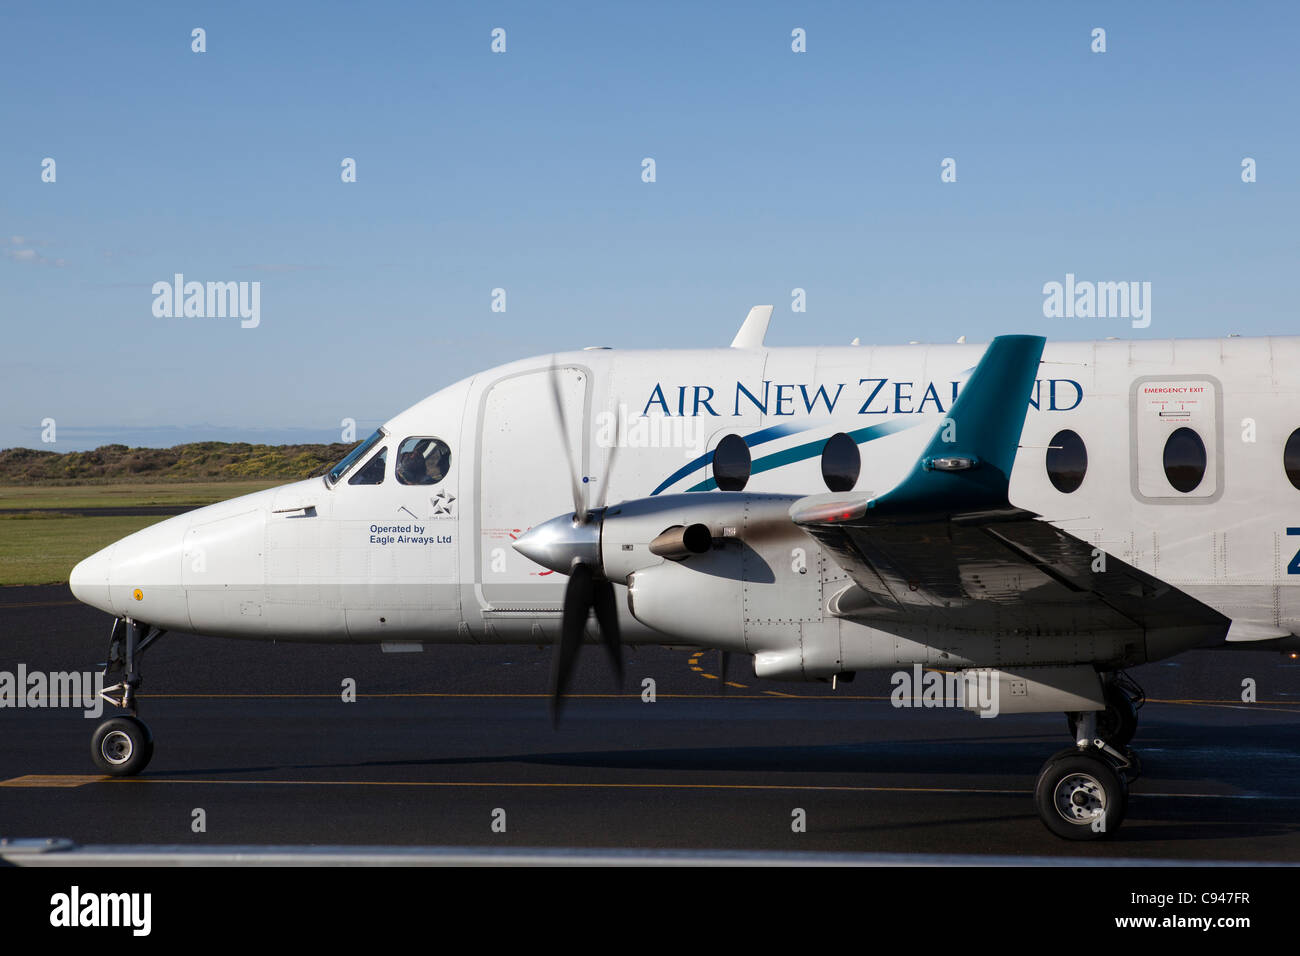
[397,449,431,485]
[397,438,450,485]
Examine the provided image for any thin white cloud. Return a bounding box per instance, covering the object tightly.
[5,235,62,265]
[4,247,65,266]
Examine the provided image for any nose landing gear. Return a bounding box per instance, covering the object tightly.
[89,618,165,776]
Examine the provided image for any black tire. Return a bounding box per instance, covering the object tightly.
[90,716,154,776]
[1065,684,1139,748]
[1034,749,1127,840]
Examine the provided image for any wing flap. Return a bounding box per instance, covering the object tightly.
[803,514,1222,633]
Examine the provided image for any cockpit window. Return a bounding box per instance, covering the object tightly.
[396,437,451,485]
[348,447,388,485]
[327,429,385,486]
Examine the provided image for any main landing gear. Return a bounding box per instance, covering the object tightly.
[1065,671,1144,749]
[1037,674,1145,840]
[89,618,165,776]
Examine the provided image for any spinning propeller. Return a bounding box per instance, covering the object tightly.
[516,361,741,719]
[518,362,625,722]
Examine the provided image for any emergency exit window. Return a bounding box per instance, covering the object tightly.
[1131,377,1221,502]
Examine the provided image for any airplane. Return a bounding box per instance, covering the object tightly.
[67,306,1300,840]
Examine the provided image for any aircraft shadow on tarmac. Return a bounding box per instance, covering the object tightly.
[92,710,1295,845]
[146,719,1295,789]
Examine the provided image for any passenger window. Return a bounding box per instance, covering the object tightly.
[1163,427,1207,493]
[396,437,451,486]
[821,432,861,492]
[1045,429,1087,494]
[348,447,387,485]
[1285,429,1300,490]
[712,434,751,491]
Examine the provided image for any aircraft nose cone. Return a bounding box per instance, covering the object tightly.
[69,511,194,630]
[513,511,602,575]
[69,543,118,615]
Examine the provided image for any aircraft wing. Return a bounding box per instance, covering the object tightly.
[792,501,1226,633]
[790,335,1228,636]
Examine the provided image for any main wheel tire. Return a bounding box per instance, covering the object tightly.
[1035,750,1128,840]
[1065,684,1139,749]
[90,716,154,776]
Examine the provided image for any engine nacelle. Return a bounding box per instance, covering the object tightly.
[602,493,829,656]
[513,492,839,666]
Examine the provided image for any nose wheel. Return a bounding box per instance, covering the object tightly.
[89,617,165,776]
[91,715,154,775]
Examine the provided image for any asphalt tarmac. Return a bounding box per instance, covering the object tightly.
[1,585,1297,861]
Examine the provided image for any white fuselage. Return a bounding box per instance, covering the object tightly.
[70,336,1300,671]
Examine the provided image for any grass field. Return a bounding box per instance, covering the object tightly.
[0,514,170,586]
[0,481,283,586]
[0,480,280,511]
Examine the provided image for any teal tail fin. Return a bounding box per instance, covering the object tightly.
[868,334,1046,519]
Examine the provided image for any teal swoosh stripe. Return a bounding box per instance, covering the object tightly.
[649,420,807,496]
[685,417,921,492]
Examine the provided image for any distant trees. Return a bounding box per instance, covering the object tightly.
[0,442,351,484]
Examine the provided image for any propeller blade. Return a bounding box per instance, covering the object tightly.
[592,578,623,687]
[719,649,730,695]
[550,561,594,723]
[547,359,587,522]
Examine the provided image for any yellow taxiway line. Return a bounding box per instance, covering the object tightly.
[0,775,109,788]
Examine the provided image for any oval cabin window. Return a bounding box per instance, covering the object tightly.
[1162,427,1207,493]
[821,432,861,492]
[1285,429,1300,491]
[1045,429,1087,494]
[712,434,751,491]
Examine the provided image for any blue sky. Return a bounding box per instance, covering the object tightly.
[2,1,1297,451]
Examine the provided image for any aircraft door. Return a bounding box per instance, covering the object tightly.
[477,366,589,609]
